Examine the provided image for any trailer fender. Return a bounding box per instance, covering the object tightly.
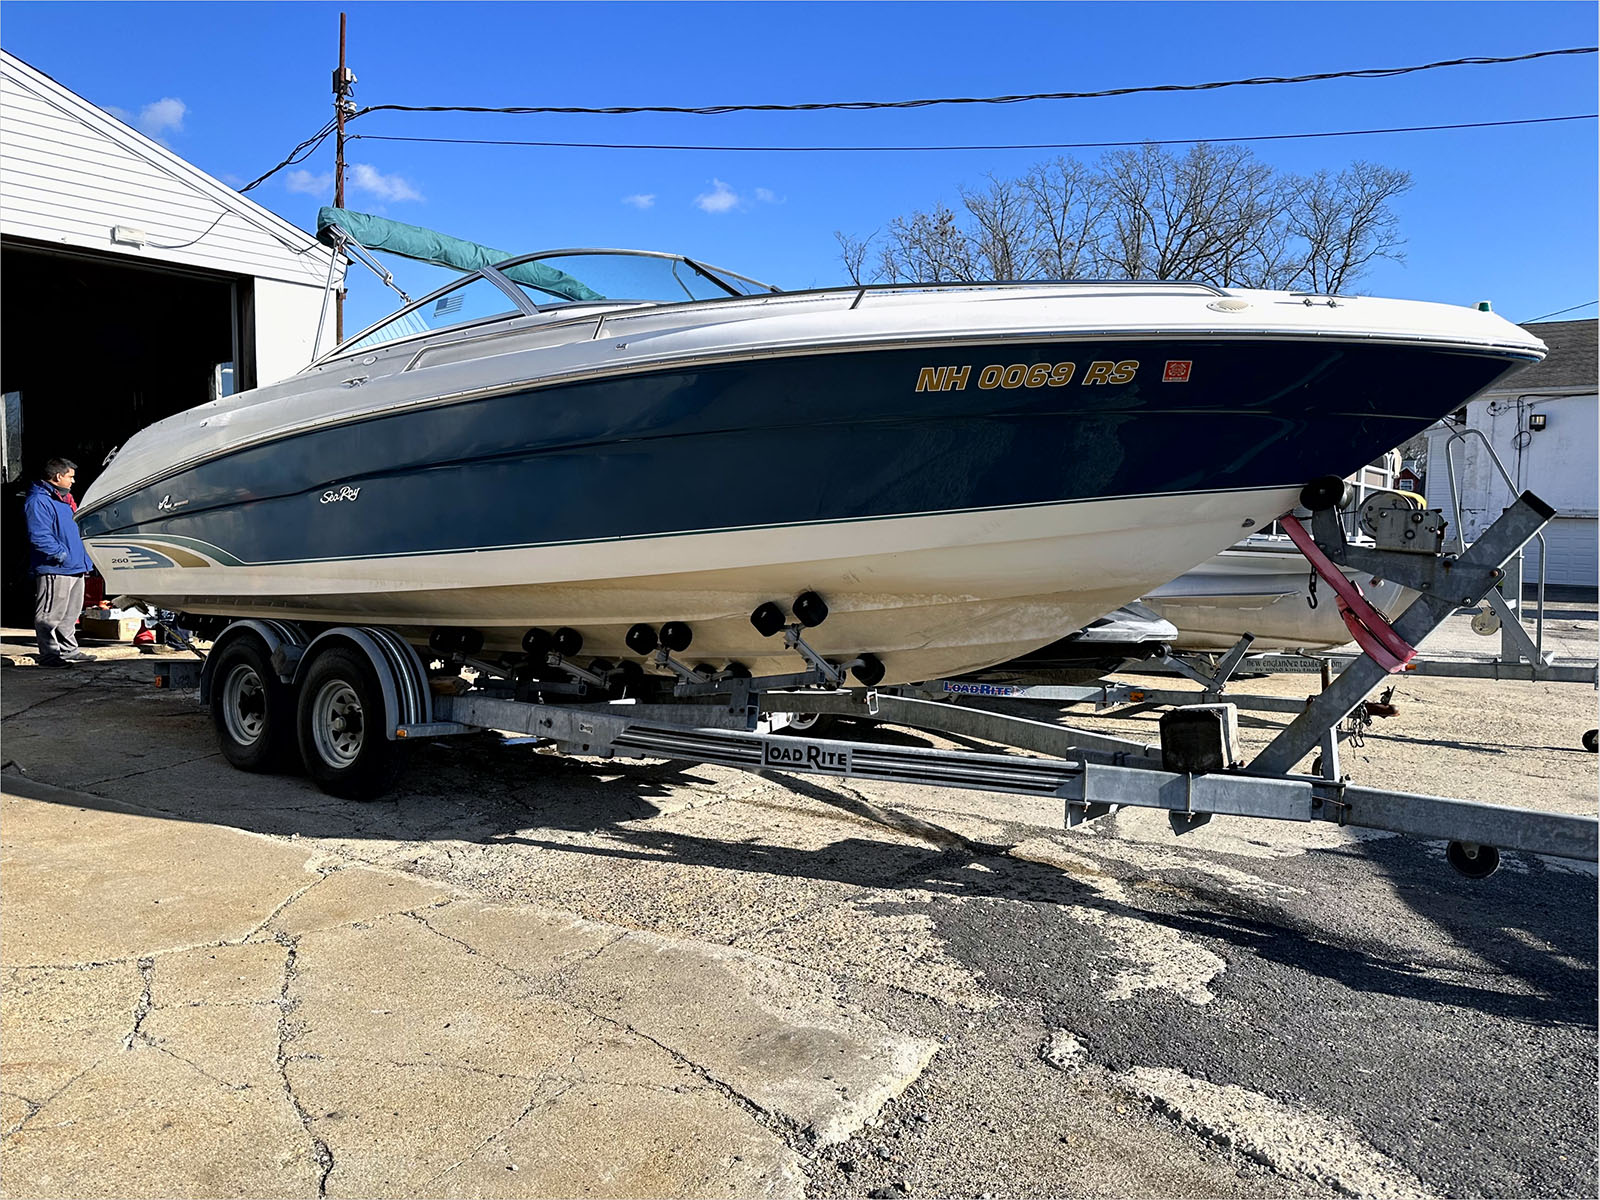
[293,627,434,740]
[199,620,309,704]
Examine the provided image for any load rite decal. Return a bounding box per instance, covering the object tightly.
[762,740,854,774]
[915,360,1139,392]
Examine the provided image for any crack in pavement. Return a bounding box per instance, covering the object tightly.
[271,934,334,1197]
[1,1055,111,1142]
[419,1073,580,1191]
[72,751,225,791]
[0,1090,42,1140]
[400,911,805,1149]
[240,870,334,942]
[120,957,156,1051]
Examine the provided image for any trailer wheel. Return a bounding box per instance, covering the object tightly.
[296,646,402,800]
[784,711,837,737]
[1446,840,1501,880]
[209,636,296,772]
[1583,729,1598,753]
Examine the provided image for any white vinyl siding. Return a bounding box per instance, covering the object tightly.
[254,278,339,385]
[0,54,338,289]
[1521,517,1599,588]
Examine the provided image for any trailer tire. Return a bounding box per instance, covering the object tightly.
[784,711,837,737]
[296,646,403,800]
[1583,729,1598,753]
[209,636,297,772]
[1445,840,1501,880]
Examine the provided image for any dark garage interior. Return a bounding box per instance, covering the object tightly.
[2,239,251,625]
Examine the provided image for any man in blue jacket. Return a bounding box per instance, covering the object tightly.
[24,457,95,668]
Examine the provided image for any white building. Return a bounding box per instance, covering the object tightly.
[1,48,345,619]
[1423,320,1597,589]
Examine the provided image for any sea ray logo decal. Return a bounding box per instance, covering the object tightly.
[320,486,362,504]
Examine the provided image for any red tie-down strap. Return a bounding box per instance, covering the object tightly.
[1280,514,1418,673]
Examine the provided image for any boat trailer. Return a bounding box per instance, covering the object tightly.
[163,481,1597,880]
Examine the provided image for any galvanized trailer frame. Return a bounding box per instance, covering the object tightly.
[174,485,1597,878]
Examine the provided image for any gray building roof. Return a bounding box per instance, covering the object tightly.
[1499,319,1598,393]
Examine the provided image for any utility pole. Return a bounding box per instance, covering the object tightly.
[332,11,354,343]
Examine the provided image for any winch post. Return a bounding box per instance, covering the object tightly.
[1248,491,1555,776]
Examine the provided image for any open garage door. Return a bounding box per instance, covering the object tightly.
[1,239,253,624]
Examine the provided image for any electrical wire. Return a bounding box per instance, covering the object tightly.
[350,47,1596,119]
[1521,300,1598,323]
[346,112,1597,154]
[239,118,339,192]
[143,210,231,249]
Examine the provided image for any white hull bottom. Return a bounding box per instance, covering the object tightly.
[95,488,1300,685]
[1146,546,1418,654]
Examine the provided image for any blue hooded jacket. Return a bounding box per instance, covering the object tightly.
[24,480,94,576]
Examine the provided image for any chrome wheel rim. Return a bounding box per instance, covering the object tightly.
[221,663,267,746]
[311,680,364,767]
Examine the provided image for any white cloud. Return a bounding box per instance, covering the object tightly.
[285,169,334,196]
[622,193,656,209]
[349,162,423,202]
[694,178,740,214]
[104,104,134,124]
[754,187,780,204]
[138,97,186,137]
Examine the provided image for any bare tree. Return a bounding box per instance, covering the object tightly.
[834,229,872,285]
[839,145,1411,293]
[958,174,1037,280]
[1019,157,1110,279]
[1287,162,1412,293]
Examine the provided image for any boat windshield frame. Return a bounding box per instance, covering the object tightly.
[317,248,781,366]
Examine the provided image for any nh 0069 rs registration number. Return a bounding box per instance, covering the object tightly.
[762,739,854,775]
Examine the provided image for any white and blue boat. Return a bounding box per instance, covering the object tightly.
[77,232,1544,686]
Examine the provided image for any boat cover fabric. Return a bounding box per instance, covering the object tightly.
[315,206,604,302]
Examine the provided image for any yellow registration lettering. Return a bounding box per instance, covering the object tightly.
[1109,359,1139,385]
[1082,361,1115,385]
[1025,363,1052,387]
[978,365,1004,389]
[1048,362,1076,386]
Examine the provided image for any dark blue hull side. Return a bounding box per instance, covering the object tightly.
[79,337,1530,564]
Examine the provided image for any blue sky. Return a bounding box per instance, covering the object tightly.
[4,1,1595,334]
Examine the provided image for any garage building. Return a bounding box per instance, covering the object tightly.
[1423,319,1597,590]
[1,49,344,623]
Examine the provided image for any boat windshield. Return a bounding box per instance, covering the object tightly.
[493,250,779,306]
[332,250,780,358]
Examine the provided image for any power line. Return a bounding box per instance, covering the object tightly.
[239,119,339,193]
[350,47,1596,120]
[347,112,1597,154]
[1522,300,1598,323]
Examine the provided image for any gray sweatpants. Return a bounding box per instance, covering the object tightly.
[34,573,85,663]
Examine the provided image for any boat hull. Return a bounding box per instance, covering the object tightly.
[78,333,1531,684]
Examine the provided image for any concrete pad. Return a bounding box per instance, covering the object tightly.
[266,865,455,936]
[0,962,144,1104]
[442,1077,805,1200]
[418,902,621,981]
[138,1003,284,1091]
[555,931,939,1144]
[286,1056,548,1197]
[0,785,318,965]
[152,943,288,1009]
[0,1043,320,1199]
